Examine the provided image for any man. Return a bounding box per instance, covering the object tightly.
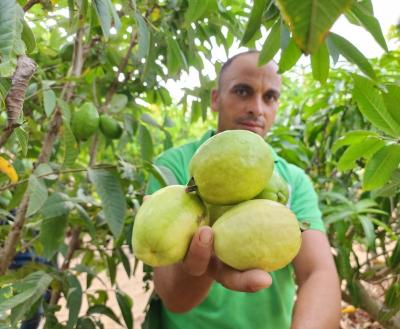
[145,50,341,329]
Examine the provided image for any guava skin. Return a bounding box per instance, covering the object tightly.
[256,171,290,205]
[189,130,274,205]
[71,103,99,141]
[99,115,123,139]
[213,199,301,272]
[132,185,207,267]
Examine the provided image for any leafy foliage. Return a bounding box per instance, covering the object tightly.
[0,0,399,327]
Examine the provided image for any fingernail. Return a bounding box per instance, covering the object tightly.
[199,228,212,244]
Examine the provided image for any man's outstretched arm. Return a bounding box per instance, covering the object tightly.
[291,230,341,329]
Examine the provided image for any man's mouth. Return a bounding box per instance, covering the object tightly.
[238,121,264,130]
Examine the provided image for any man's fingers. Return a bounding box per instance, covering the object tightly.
[182,226,213,276]
[210,259,272,292]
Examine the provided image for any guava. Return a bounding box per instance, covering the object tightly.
[256,171,289,205]
[206,203,233,226]
[99,115,123,139]
[132,185,207,267]
[71,102,99,141]
[189,130,274,205]
[213,199,301,272]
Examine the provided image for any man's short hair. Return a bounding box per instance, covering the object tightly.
[217,50,260,89]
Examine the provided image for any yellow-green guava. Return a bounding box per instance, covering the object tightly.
[255,171,289,205]
[132,185,207,267]
[71,103,99,141]
[189,130,274,205]
[212,199,301,272]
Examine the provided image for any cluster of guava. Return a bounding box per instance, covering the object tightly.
[132,130,301,272]
[71,102,123,141]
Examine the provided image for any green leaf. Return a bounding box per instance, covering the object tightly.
[275,0,353,53]
[135,13,150,60]
[138,124,154,162]
[382,84,400,128]
[373,169,400,197]
[116,290,133,329]
[107,254,117,284]
[311,42,329,83]
[328,33,376,79]
[43,88,56,117]
[353,75,400,137]
[385,282,400,308]
[241,0,272,46]
[363,144,400,190]
[258,19,280,65]
[88,168,126,238]
[0,271,52,316]
[0,0,25,60]
[358,215,375,249]
[166,37,187,76]
[350,3,388,52]
[110,94,128,113]
[332,130,379,153]
[13,126,28,156]
[27,175,48,217]
[0,77,11,106]
[40,193,70,258]
[140,113,161,128]
[92,0,121,39]
[185,0,211,24]
[87,305,121,325]
[337,137,385,172]
[66,275,82,329]
[389,238,400,269]
[278,38,302,73]
[77,317,96,329]
[21,19,36,54]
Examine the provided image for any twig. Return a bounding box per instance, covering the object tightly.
[0,165,116,192]
[23,0,40,12]
[49,228,81,305]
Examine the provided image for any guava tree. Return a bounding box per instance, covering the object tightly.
[0,0,399,328]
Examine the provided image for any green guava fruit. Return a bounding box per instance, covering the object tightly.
[213,199,301,272]
[189,130,274,205]
[132,185,207,267]
[255,171,289,205]
[206,203,234,226]
[99,115,123,139]
[71,102,99,141]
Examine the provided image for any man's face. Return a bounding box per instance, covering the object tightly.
[211,53,281,137]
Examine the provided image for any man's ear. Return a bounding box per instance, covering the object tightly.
[211,89,219,113]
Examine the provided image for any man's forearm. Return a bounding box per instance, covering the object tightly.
[154,264,213,313]
[291,270,341,329]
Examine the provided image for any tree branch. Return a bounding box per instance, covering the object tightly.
[0,56,37,149]
[0,26,87,275]
[23,0,41,12]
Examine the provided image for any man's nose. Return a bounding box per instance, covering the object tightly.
[248,96,264,116]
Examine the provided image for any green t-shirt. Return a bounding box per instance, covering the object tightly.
[146,130,325,329]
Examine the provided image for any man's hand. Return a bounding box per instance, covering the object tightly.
[154,226,272,313]
[184,226,272,292]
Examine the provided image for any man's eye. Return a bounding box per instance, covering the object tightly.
[264,93,278,102]
[235,87,249,97]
